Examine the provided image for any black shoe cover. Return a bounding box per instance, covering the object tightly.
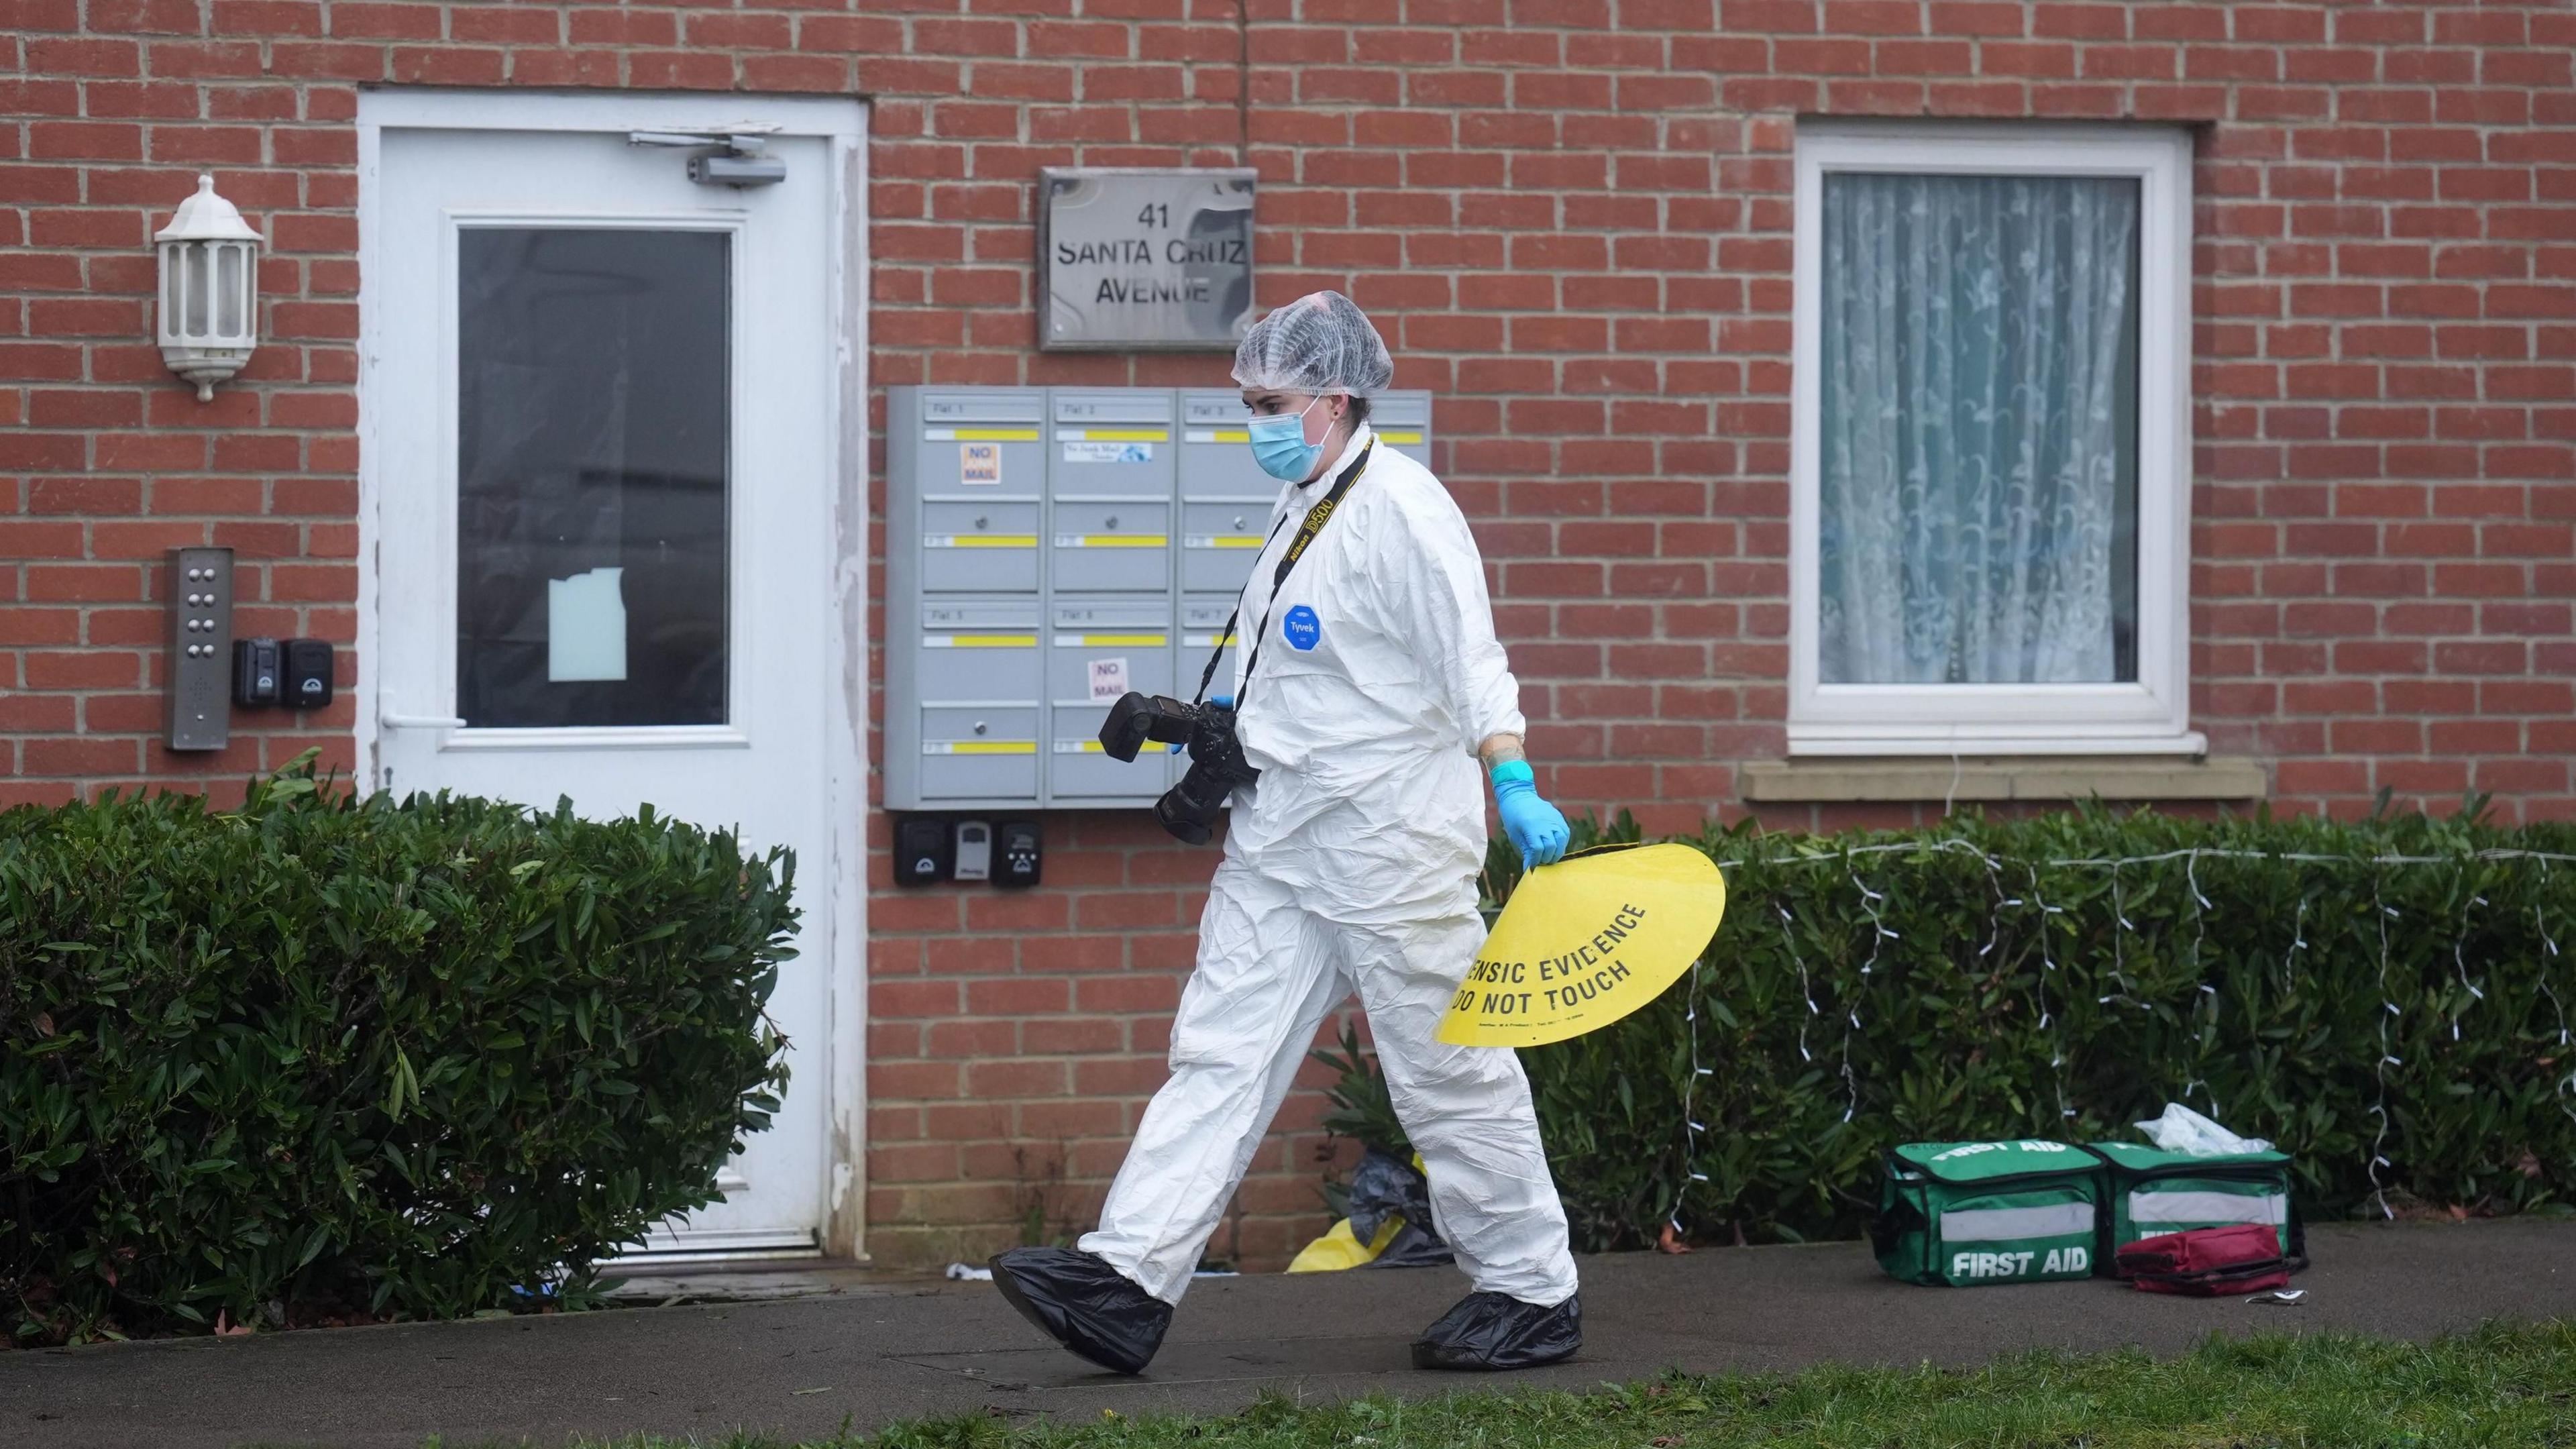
[987,1247,1172,1376]
[1410,1290,1580,1371]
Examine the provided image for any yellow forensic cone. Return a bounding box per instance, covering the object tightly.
[1436,842,1727,1047]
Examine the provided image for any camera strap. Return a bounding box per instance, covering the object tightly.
[1190,439,1375,706]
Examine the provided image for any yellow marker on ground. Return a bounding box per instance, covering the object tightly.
[1436,842,1726,1047]
[1284,1215,1404,1273]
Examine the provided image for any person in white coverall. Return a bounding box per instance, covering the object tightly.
[989,292,1583,1376]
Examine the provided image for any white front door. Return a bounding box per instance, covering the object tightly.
[360,93,865,1259]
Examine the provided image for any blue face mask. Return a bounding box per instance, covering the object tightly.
[1246,396,1326,482]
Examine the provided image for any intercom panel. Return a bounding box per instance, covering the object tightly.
[164,547,234,751]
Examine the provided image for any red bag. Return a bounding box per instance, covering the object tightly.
[2114,1223,2294,1296]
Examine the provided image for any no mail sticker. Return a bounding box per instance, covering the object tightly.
[1088,656,1130,701]
[1436,843,1727,1049]
[960,443,1002,484]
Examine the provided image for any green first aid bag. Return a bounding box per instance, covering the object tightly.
[2087,1141,2296,1271]
[1872,1140,2103,1286]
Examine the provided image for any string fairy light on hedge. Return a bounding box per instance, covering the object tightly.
[2451,879,2486,1044]
[1848,851,1893,980]
[2023,863,2073,1120]
[2280,895,2309,989]
[1976,850,2006,964]
[2188,851,2222,1118]
[1653,839,2576,1244]
[2534,859,2576,1128]
[2536,859,2568,1043]
[1780,900,1820,1066]
[2102,861,2151,1012]
[2108,859,2127,979]
[2369,870,2399,1220]
[2186,850,2213,964]
[2188,849,2217,1014]
[1670,949,1712,1235]
[1839,847,1897,1124]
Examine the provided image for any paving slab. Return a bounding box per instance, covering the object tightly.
[1,1220,2567,1449]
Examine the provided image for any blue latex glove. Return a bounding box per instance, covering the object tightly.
[1172,695,1232,753]
[1489,759,1569,867]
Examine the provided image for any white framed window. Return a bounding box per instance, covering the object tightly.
[1789,122,2199,757]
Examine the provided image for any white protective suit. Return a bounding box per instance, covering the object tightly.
[1079,423,1581,1309]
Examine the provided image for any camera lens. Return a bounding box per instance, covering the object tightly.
[1152,763,1232,845]
[1152,788,1216,845]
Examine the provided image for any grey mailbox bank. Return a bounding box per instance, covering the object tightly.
[885,384,1434,810]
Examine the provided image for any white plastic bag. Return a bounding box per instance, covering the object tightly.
[2134,1102,2272,1156]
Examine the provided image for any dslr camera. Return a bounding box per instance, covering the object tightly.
[1098,692,1260,845]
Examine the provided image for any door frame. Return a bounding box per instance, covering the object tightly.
[354,89,873,1260]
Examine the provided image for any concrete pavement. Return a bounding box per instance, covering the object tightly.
[2,1220,2567,1448]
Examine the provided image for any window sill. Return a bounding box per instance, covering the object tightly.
[1785,722,2208,757]
[1740,755,2269,805]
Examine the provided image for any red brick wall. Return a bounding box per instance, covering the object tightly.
[1,11,362,807]
[5,0,2571,1269]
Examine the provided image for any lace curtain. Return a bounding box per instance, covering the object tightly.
[1817,171,2141,686]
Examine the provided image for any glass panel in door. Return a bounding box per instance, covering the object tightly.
[455,227,731,728]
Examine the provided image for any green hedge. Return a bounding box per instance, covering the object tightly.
[1485,808,2576,1252]
[0,767,795,1344]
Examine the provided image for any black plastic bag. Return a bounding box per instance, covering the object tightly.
[1368,1219,1455,1269]
[1346,1147,1452,1268]
[987,1246,1171,1375]
[1411,1290,1582,1371]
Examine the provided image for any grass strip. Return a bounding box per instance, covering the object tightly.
[477,1318,2575,1449]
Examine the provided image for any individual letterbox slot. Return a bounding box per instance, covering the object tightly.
[1179,389,1275,500]
[1180,498,1273,596]
[916,601,1040,703]
[920,499,1040,593]
[919,704,1040,801]
[1049,497,1172,593]
[920,392,1043,497]
[1049,600,1175,800]
[1368,393,1433,464]
[1051,389,1176,499]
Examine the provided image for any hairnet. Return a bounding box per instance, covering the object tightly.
[1231,290,1394,398]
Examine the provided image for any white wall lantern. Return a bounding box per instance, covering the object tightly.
[155,174,263,402]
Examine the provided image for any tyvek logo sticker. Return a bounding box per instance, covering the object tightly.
[1282,604,1322,651]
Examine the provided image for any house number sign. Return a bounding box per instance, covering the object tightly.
[1038,168,1255,352]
